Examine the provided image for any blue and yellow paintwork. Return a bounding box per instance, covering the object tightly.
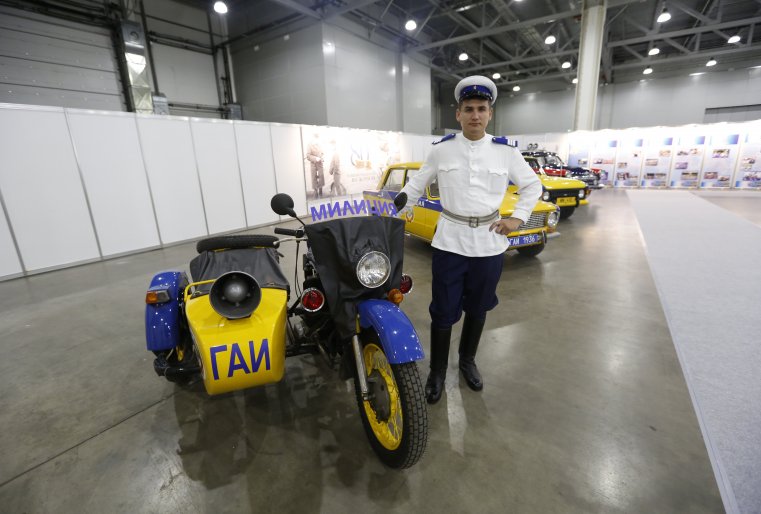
[184,283,288,395]
[363,162,558,245]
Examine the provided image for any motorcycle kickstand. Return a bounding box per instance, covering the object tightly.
[351,334,371,401]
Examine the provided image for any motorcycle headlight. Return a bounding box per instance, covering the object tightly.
[578,189,586,199]
[542,191,551,201]
[356,251,391,288]
[548,210,559,228]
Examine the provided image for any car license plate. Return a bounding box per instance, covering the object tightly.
[507,233,543,247]
[556,196,577,206]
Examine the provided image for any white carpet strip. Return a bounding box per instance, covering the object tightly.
[628,190,761,514]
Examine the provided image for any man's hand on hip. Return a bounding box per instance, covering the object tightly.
[489,217,522,235]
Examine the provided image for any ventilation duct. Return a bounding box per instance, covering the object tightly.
[118,20,153,113]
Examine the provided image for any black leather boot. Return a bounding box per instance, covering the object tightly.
[459,314,485,391]
[425,324,451,404]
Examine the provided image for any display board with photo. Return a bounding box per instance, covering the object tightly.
[613,137,644,188]
[567,134,592,171]
[640,136,674,188]
[301,126,402,209]
[733,133,761,189]
[668,134,706,188]
[699,133,740,189]
[589,138,618,186]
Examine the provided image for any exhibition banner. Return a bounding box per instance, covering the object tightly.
[669,134,706,188]
[613,136,644,188]
[640,136,674,188]
[734,133,761,189]
[699,133,740,189]
[302,126,402,208]
[589,137,618,186]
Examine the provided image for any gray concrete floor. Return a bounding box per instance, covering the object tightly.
[0,189,725,513]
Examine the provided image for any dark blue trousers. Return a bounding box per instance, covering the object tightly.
[429,248,504,329]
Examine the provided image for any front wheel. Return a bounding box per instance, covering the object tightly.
[353,330,428,468]
[559,206,576,219]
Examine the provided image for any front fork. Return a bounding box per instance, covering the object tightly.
[352,332,370,400]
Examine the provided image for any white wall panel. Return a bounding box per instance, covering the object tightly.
[66,110,160,256]
[271,125,307,216]
[0,203,22,277]
[136,115,207,244]
[234,122,279,227]
[190,119,247,234]
[0,105,100,271]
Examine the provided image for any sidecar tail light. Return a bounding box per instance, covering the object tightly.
[399,274,413,295]
[387,289,404,305]
[301,288,325,312]
[146,289,170,304]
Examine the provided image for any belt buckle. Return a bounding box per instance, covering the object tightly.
[468,216,478,228]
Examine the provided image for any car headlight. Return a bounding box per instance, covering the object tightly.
[578,189,586,199]
[542,191,551,201]
[356,251,391,288]
[548,210,559,228]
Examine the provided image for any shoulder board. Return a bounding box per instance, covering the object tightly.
[492,136,518,148]
[432,133,456,145]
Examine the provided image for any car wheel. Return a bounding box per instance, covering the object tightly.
[516,242,545,257]
[559,207,575,219]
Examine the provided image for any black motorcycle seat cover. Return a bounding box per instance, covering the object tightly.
[189,248,290,293]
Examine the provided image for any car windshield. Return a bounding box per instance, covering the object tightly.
[544,154,565,167]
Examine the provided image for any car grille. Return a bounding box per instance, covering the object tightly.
[511,212,547,230]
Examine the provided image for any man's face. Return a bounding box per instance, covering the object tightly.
[456,98,493,140]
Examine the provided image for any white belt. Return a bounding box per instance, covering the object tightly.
[441,208,500,228]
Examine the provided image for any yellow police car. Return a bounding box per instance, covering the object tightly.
[520,156,590,219]
[364,162,560,257]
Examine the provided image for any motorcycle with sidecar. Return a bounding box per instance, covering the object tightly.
[144,193,428,468]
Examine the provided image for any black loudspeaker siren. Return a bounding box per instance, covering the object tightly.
[209,271,262,319]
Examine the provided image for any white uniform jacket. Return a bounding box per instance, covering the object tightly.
[399,133,542,257]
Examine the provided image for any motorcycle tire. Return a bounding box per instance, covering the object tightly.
[353,328,428,469]
[196,235,279,253]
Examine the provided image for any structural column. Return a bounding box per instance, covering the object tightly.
[573,0,607,130]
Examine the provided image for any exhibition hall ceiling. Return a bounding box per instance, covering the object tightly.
[216,0,761,93]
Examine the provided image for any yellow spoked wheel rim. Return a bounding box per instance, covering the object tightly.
[362,343,403,450]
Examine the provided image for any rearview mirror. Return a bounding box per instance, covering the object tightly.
[271,193,296,217]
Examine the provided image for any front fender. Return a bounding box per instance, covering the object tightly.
[145,270,187,352]
[358,300,424,364]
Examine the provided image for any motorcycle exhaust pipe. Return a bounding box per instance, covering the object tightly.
[351,334,370,400]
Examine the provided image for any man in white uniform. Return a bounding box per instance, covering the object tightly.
[398,75,542,404]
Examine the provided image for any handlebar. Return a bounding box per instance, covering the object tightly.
[274,227,305,238]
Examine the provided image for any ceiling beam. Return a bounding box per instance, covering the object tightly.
[409,0,644,52]
[608,16,761,47]
[268,0,321,19]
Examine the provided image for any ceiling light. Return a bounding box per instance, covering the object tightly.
[648,47,660,56]
[458,52,468,61]
[643,67,653,75]
[544,35,556,45]
[572,77,578,84]
[690,72,704,76]
[706,58,717,66]
[656,7,671,23]
[512,85,520,91]
[728,35,741,44]
[561,61,571,69]
[455,3,474,12]
[492,72,501,79]
[405,20,417,31]
[213,1,228,14]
